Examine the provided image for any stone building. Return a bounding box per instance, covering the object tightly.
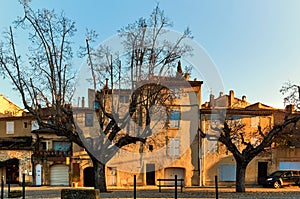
[0,96,33,184]
[200,90,300,186]
[31,127,72,186]
[71,74,203,187]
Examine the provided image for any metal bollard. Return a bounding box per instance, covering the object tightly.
[175,175,177,199]
[7,175,10,194]
[133,175,136,199]
[215,175,219,199]
[1,176,3,199]
[22,173,25,199]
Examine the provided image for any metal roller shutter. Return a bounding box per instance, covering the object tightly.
[50,164,69,186]
[279,162,300,170]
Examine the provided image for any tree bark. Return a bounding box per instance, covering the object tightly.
[91,156,107,192]
[236,161,247,192]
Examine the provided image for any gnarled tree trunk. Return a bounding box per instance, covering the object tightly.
[235,161,248,192]
[91,155,107,192]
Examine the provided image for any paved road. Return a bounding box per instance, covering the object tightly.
[4,185,300,198]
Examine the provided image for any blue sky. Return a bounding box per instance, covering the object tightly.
[1,0,300,108]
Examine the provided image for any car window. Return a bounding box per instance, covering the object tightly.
[293,171,299,176]
[270,171,283,177]
[285,171,292,177]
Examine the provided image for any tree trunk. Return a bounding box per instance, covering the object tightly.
[91,156,107,192]
[236,162,247,192]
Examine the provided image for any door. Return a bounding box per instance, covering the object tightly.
[84,167,95,187]
[257,162,268,185]
[50,164,69,186]
[146,164,155,185]
[35,164,42,186]
[281,171,293,185]
[107,167,117,186]
[6,159,19,184]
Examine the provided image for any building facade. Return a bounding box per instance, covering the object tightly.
[71,75,203,187]
[200,90,300,186]
[0,96,33,185]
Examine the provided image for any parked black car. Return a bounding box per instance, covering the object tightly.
[261,170,300,188]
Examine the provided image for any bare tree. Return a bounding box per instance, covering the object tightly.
[80,4,194,191]
[1,2,194,192]
[203,100,300,192]
[0,5,80,141]
[281,81,300,110]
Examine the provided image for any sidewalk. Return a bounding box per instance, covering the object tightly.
[3,185,300,198]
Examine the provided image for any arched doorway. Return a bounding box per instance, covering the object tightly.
[164,167,185,185]
[84,167,95,187]
[5,158,19,184]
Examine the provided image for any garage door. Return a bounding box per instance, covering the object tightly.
[50,164,69,186]
[279,162,300,170]
[219,164,236,181]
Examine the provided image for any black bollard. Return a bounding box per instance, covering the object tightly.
[1,176,3,199]
[22,174,25,199]
[175,175,177,199]
[133,175,136,199]
[215,175,218,199]
[7,175,10,195]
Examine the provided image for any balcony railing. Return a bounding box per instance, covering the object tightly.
[33,150,71,157]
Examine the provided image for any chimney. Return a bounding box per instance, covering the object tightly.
[205,102,209,108]
[176,60,183,78]
[242,95,246,102]
[184,73,190,81]
[219,92,224,97]
[286,104,295,113]
[209,94,215,107]
[81,97,85,108]
[229,90,234,107]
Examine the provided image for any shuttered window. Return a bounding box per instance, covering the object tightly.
[170,138,180,157]
[170,110,180,128]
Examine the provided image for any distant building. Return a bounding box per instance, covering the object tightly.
[0,95,32,185]
[0,94,23,117]
[200,90,300,186]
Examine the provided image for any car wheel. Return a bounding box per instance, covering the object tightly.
[273,181,281,189]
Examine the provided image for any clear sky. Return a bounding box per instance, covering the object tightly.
[1,0,300,109]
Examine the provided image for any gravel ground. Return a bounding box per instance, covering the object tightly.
[5,185,300,198]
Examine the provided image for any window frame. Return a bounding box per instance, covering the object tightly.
[6,121,14,134]
[169,109,180,128]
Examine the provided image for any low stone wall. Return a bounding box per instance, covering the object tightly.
[61,189,100,199]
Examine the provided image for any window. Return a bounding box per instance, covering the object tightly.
[170,110,180,128]
[31,121,39,131]
[24,122,28,128]
[119,95,129,103]
[85,113,94,127]
[6,121,14,134]
[53,141,71,152]
[94,101,99,109]
[169,138,180,157]
[39,142,48,150]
